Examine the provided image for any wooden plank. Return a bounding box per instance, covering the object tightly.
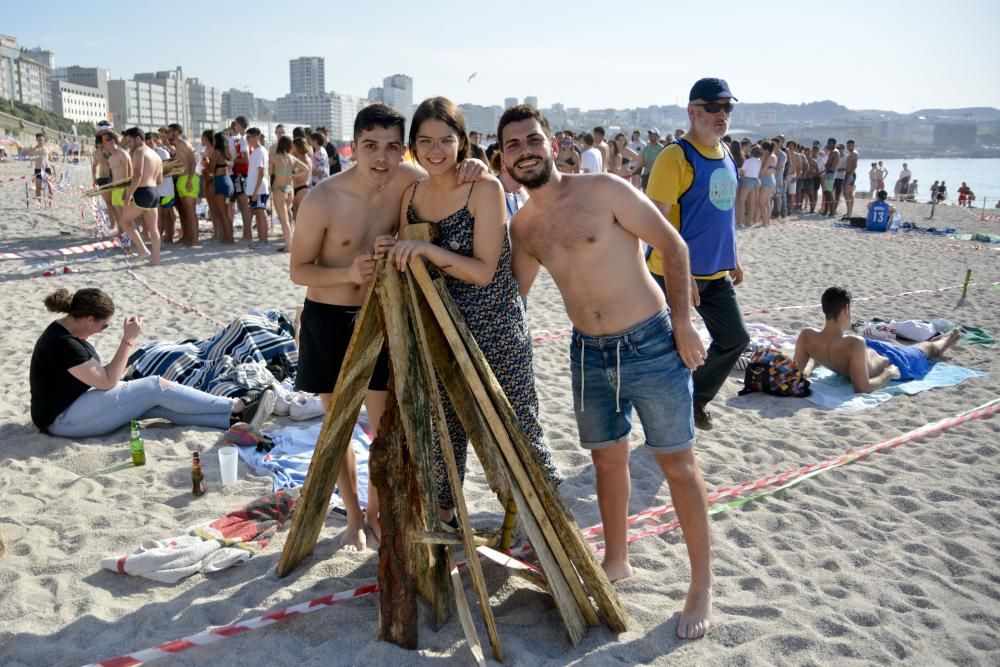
[449,555,486,667]
[377,264,451,630]
[369,389,418,649]
[277,275,385,578]
[408,272,589,646]
[477,545,549,591]
[425,267,629,633]
[404,271,504,661]
[409,530,464,546]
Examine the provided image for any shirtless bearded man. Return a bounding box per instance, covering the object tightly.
[117,127,164,265]
[499,104,713,639]
[289,104,484,551]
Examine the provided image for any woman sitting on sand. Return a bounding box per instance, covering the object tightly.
[29,288,274,438]
[375,97,560,527]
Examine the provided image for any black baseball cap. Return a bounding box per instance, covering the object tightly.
[689,78,738,102]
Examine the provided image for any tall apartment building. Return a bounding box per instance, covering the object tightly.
[276,93,335,130]
[133,67,189,132]
[289,57,325,96]
[51,66,108,95]
[186,78,222,136]
[50,80,107,124]
[504,97,518,109]
[222,88,255,119]
[459,104,502,135]
[108,78,170,131]
[524,96,538,109]
[0,36,54,110]
[382,74,413,119]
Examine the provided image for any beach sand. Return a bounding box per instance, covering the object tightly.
[1,161,998,665]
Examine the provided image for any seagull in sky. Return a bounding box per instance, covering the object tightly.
[467,72,477,83]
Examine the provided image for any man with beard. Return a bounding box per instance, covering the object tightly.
[645,78,747,432]
[499,104,713,640]
[116,127,163,265]
[290,104,485,551]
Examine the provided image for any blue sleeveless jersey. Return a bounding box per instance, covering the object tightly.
[675,138,739,277]
[866,200,890,231]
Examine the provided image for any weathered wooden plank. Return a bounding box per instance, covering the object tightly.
[378,264,451,630]
[408,268,589,646]
[426,267,629,633]
[477,545,549,591]
[409,530,464,546]
[369,390,418,649]
[277,275,385,578]
[448,555,486,667]
[404,270,504,662]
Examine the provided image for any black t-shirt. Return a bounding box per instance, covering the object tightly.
[29,321,98,431]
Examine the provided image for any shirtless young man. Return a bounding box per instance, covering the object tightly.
[499,104,713,640]
[842,140,860,218]
[166,124,199,246]
[289,104,485,551]
[28,133,55,205]
[821,138,839,216]
[117,127,164,265]
[105,133,132,225]
[793,286,961,393]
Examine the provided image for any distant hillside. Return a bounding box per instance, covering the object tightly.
[911,107,1000,121]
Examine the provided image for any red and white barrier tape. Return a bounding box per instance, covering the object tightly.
[83,397,998,667]
[982,214,1000,222]
[0,238,119,261]
[125,270,228,329]
[775,219,998,252]
[742,281,1000,317]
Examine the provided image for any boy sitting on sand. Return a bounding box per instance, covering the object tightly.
[793,286,961,393]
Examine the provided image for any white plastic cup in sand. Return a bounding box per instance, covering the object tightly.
[218,446,238,486]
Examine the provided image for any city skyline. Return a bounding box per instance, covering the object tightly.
[8,0,998,115]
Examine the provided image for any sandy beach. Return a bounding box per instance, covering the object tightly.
[1,159,998,666]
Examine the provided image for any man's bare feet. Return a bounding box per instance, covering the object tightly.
[340,521,366,552]
[601,558,634,583]
[676,584,712,639]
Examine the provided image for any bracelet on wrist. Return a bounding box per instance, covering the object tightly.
[123,340,133,347]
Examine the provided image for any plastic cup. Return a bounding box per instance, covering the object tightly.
[218,446,238,486]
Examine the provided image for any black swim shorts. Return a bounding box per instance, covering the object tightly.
[295,299,390,393]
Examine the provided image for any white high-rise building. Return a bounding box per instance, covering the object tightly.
[382,74,413,119]
[51,66,108,96]
[290,57,325,96]
[332,93,371,141]
[504,97,518,109]
[276,92,336,130]
[525,96,538,108]
[222,89,255,119]
[50,80,106,124]
[108,78,170,131]
[460,104,502,135]
[0,35,53,110]
[134,67,190,133]
[186,78,222,136]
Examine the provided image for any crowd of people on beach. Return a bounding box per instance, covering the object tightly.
[26,78,974,644]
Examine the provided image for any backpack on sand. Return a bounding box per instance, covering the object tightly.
[738,346,811,397]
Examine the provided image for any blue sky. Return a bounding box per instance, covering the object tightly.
[8,0,999,112]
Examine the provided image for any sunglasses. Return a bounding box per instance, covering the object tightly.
[693,101,735,114]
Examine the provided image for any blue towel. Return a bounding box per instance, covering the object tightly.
[805,363,984,413]
[235,422,370,508]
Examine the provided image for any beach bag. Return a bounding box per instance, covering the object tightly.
[738,346,811,397]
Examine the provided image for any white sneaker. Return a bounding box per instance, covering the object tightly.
[289,394,324,421]
[244,388,276,430]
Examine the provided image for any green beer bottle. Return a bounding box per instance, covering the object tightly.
[191,452,206,496]
[130,420,146,466]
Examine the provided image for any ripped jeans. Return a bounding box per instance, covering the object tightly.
[48,376,235,438]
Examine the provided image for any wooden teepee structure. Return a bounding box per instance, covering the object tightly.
[276,225,628,663]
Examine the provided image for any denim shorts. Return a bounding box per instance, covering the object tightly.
[569,307,695,452]
[740,176,760,190]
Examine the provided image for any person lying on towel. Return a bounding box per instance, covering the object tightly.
[792,286,961,393]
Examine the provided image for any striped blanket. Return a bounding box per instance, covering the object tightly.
[125,310,298,397]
